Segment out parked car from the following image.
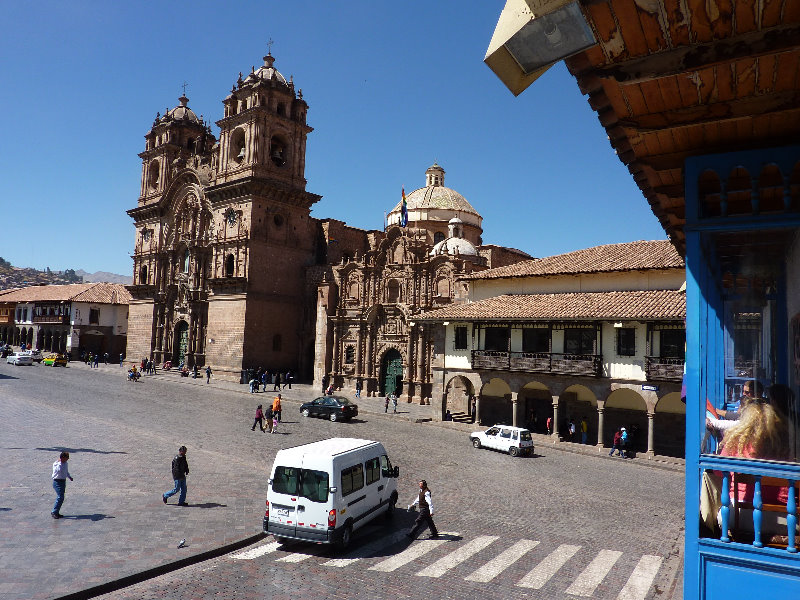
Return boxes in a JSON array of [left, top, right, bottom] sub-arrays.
[[299, 396, 359, 422], [470, 425, 534, 457], [21, 349, 43, 362], [43, 353, 68, 367], [6, 353, 34, 366]]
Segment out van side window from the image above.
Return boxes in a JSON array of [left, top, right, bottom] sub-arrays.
[[365, 457, 381, 485], [500, 429, 511, 439], [380, 455, 394, 478], [272, 466, 298, 495], [341, 464, 364, 496]]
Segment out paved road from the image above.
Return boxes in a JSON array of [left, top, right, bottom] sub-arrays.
[[0, 359, 685, 600]]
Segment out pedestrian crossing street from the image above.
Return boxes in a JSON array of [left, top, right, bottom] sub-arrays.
[[231, 532, 664, 599]]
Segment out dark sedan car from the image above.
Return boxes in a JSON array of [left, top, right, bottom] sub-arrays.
[[299, 396, 358, 422]]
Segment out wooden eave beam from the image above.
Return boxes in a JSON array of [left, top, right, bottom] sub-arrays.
[[590, 24, 800, 85], [616, 91, 800, 133]]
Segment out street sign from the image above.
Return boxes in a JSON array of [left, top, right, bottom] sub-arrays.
[[641, 384, 659, 391]]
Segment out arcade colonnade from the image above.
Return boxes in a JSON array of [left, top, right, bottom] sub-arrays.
[[443, 372, 685, 458]]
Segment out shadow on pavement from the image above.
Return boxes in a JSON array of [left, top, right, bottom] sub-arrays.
[[64, 513, 116, 521], [185, 502, 227, 509], [35, 447, 128, 455]]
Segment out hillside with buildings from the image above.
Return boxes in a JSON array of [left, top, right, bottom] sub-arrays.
[[0, 258, 131, 290]]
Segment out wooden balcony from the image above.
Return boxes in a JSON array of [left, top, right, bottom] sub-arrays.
[[645, 356, 685, 382], [33, 315, 69, 324], [472, 350, 602, 377]]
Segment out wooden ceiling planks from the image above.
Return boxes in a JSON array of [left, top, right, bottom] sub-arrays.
[[662, 0, 691, 46], [734, 0, 758, 34], [762, 0, 785, 28], [609, 0, 650, 57], [560, 1, 800, 254]]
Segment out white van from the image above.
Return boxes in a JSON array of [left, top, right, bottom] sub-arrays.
[[263, 438, 400, 549]]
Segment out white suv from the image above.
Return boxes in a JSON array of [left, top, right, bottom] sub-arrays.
[[470, 425, 534, 457]]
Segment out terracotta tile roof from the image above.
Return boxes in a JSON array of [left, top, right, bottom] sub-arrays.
[[461, 240, 683, 280], [417, 290, 685, 322], [0, 283, 132, 304]]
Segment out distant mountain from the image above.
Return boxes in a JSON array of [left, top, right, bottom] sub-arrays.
[[0, 258, 132, 290], [75, 270, 132, 285]]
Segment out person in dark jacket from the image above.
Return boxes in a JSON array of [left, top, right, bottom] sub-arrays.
[[162, 446, 190, 505]]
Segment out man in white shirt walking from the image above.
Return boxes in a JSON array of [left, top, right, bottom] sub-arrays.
[[51, 451, 74, 519], [407, 479, 439, 540]]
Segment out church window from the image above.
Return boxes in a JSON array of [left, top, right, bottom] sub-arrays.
[[272, 334, 282, 352], [148, 160, 160, 190], [182, 249, 190, 273], [269, 135, 288, 167], [436, 278, 450, 297], [139, 265, 148, 284], [277, 103, 286, 116], [345, 345, 355, 364], [348, 280, 359, 299], [230, 129, 246, 164], [387, 279, 401, 303], [434, 231, 445, 244], [273, 214, 284, 227], [225, 254, 235, 278]]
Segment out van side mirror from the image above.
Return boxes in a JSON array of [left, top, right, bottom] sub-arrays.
[[393, 466, 399, 478]]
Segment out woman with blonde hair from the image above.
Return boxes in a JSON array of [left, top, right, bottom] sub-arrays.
[[701, 401, 792, 539]]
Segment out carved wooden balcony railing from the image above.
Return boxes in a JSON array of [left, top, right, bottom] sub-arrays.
[[33, 315, 70, 324], [644, 356, 685, 382], [471, 350, 602, 377]]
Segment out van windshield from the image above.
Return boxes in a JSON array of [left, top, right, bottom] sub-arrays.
[[272, 466, 329, 503]]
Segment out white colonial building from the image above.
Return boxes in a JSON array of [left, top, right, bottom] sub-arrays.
[[418, 240, 687, 458]]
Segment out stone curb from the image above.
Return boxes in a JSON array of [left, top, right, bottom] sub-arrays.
[[52, 532, 267, 600]]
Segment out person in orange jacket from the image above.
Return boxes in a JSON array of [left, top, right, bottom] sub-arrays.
[[272, 394, 282, 423]]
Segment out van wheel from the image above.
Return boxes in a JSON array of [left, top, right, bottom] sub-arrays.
[[385, 495, 397, 520], [330, 413, 339, 422], [301, 409, 310, 417], [337, 523, 352, 550], [472, 438, 481, 449], [509, 446, 519, 457]]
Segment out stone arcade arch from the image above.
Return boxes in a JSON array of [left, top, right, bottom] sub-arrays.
[[444, 375, 476, 420], [518, 380, 553, 434], [654, 392, 686, 458], [479, 378, 513, 425], [604, 388, 648, 456], [559, 384, 599, 443]]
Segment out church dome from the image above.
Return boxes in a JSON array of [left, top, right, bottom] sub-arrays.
[[430, 237, 478, 257], [388, 163, 481, 218], [251, 54, 288, 86], [164, 95, 201, 124]]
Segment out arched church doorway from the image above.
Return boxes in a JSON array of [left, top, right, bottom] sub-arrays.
[[173, 321, 189, 367], [380, 349, 403, 396]]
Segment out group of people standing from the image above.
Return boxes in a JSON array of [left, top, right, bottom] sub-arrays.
[[249, 369, 292, 393], [251, 394, 282, 433]]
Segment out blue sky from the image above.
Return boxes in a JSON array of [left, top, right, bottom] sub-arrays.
[[0, 1, 666, 276]]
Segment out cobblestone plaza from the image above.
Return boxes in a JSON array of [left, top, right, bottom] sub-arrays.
[[0, 360, 684, 599]]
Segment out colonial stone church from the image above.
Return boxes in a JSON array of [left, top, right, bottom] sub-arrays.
[[126, 52, 528, 387]]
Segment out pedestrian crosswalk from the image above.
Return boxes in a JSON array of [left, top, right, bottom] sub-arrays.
[[231, 533, 664, 599]]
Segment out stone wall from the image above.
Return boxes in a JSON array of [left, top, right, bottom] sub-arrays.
[[205, 294, 247, 380]]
